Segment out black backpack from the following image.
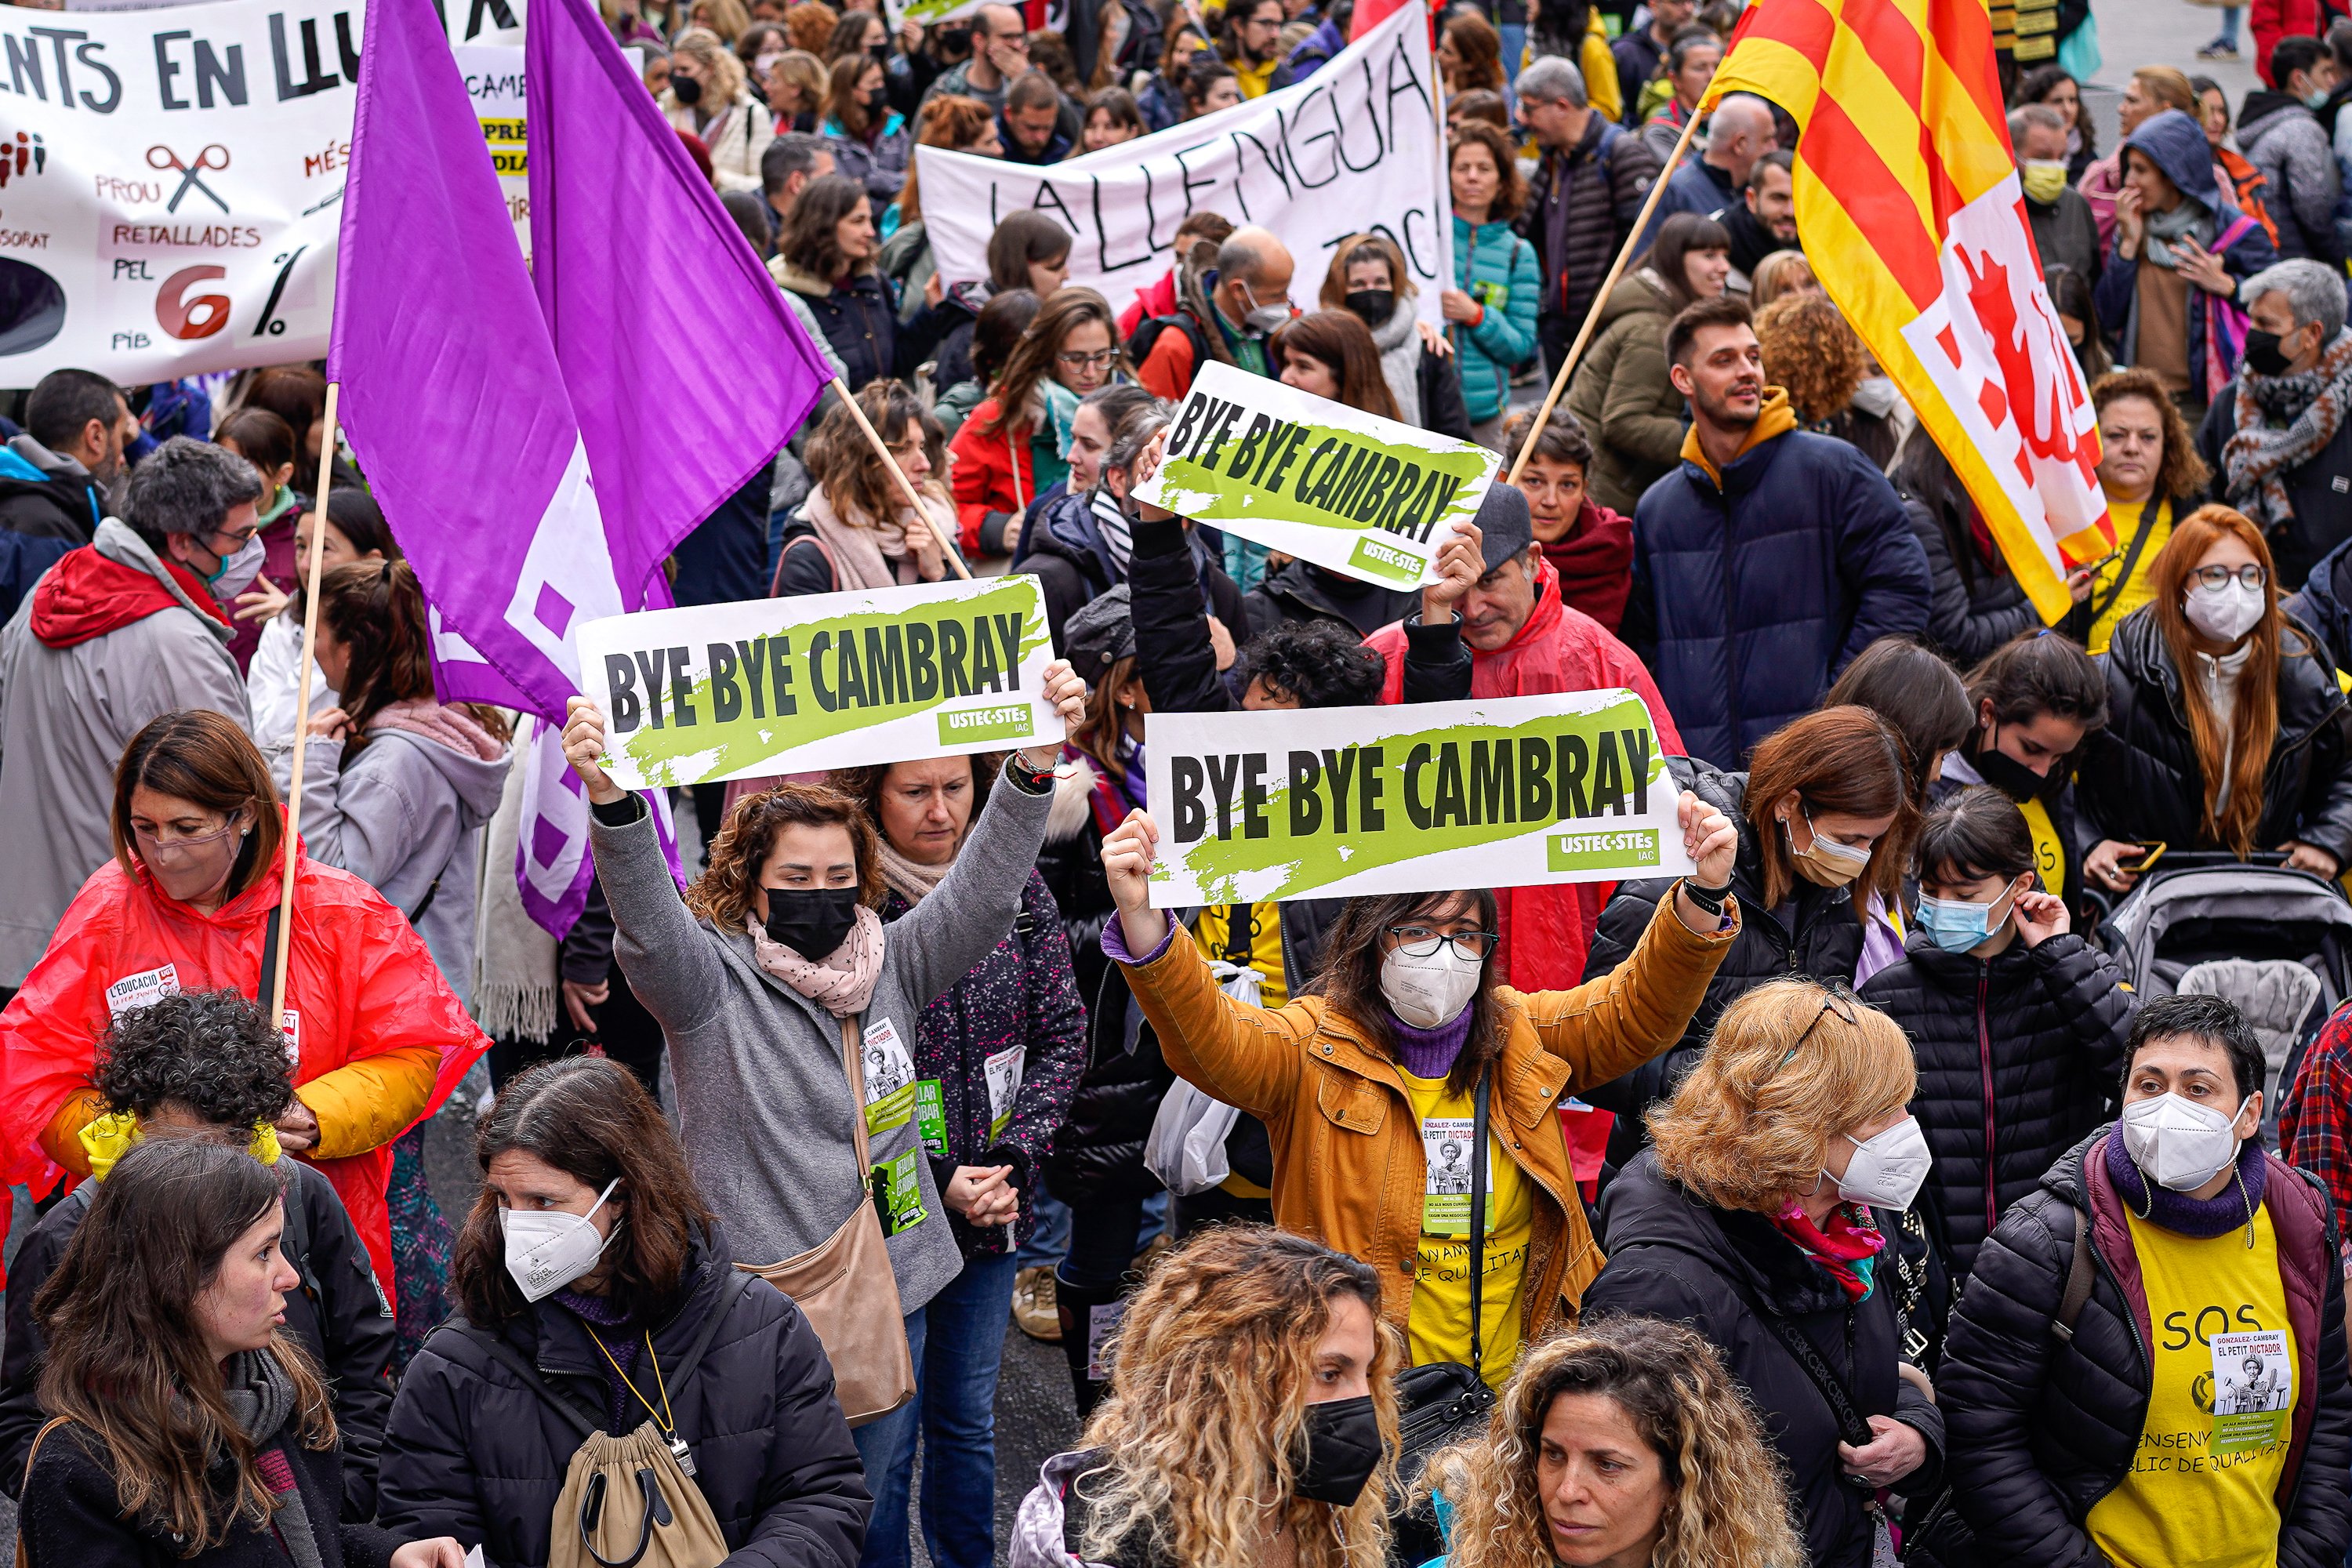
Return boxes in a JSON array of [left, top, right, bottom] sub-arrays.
[[1125, 313, 1209, 380]]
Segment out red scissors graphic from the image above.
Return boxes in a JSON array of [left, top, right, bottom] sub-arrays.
[[146, 143, 230, 214]]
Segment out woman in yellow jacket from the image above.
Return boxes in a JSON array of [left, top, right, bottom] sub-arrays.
[[1094, 793, 1738, 1387]]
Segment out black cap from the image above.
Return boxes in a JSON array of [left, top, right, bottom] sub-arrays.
[[1063, 583, 1136, 684], [1474, 481, 1534, 574]]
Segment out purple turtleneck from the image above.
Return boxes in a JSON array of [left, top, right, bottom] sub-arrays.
[[1392, 1007, 1475, 1081], [557, 1287, 642, 1433], [2103, 1127, 2270, 1240]]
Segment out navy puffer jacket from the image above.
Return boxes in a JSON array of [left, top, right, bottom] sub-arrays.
[[375, 1229, 869, 1568], [1621, 404, 1933, 767], [1857, 931, 2133, 1279]]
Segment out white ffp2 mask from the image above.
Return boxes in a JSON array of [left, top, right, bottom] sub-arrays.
[[1827, 1117, 1933, 1210], [502, 1178, 622, 1301], [2121, 1093, 2249, 1192], [1380, 943, 1483, 1030]]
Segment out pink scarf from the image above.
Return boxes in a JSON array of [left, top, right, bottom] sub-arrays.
[[745, 904, 885, 1018], [1769, 1200, 1887, 1303], [368, 698, 506, 760]]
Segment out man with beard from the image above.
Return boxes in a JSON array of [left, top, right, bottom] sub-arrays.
[[1621, 293, 1931, 766], [0, 370, 137, 545], [1715, 150, 1798, 296]]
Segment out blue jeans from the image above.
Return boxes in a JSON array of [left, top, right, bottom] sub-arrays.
[[1017, 1188, 1072, 1269], [850, 1251, 1020, 1568], [1499, 21, 1525, 88], [2219, 5, 2241, 44]]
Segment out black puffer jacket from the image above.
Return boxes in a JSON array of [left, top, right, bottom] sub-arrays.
[[2076, 607, 2352, 869], [375, 1229, 868, 1568], [1925, 760, 2096, 930], [1, 1160, 396, 1519], [1586, 1152, 1947, 1568], [1581, 763, 1865, 1171], [1924, 1131, 2352, 1568], [1904, 491, 2039, 668], [1240, 558, 1417, 641], [1857, 931, 2132, 1279]]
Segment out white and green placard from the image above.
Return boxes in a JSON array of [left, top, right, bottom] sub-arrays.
[[1140, 691, 1693, 907], [880, 0, 989, 27], [575, 575, 1062, 789], [1130, 361, 1498, 591]]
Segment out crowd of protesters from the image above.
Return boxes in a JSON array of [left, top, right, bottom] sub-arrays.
[[9, 4, 2352, 1568]]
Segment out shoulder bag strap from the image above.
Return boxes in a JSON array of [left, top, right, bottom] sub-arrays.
[[1704, 1219, 1877, 1447], [2052, 1205, 2096, 1342], [252, 902, 285, 1011], [2085, 500, 2162, 627], [840, 1014, 873, 1171], [1469, 1070, 1490, 1376], [446, 1323, 604, 1443], [15, 1417, 68, 1568]]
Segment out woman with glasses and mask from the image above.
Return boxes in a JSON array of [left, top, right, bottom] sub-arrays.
[[0, 710, 489, 1321], [2078, 504, 2352, 898], [1584, 978, 1944, 1568], [1581, 705, 1914, 1171], [949, 286, 1128, 561], [1090, 785, 1739, 1389]]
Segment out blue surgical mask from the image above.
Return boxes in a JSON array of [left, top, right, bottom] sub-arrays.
[[1915, 884, 2018, 953]]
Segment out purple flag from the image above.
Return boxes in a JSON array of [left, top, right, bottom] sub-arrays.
[[527, 0, 833, 604], [326, 0, 673, 938]]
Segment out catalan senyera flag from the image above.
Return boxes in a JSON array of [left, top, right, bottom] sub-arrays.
[[1701, 0, 2107, 622]]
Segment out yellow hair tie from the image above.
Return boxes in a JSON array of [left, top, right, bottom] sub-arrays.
[[78, 1112, 285, 1179]]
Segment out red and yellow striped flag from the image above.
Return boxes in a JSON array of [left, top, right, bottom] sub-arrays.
[[1701, 0, 2107, 622]]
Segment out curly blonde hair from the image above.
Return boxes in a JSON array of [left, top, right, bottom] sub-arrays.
[[1755, 292, 1866, 424], [1647, 978, 1916, 1212], [1077, 1227, 1401, 1568], [1424, 1318, 1802, 1568]]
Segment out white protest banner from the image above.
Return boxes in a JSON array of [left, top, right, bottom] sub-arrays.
[[879, 0, 989, 29], [1133, 358, 1494, 590], [575, 575, 1065, 790], [914, 2, 1450, 328], [1142, 691, 1693, 907], [0, 0, 527, 383], [452, 38, 528, 252]]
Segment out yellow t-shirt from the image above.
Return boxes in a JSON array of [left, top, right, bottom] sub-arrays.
[[1194, 902, 1287, 1007], [1400, 1069, 1534, 1389], [2086, 1203, 2298, 1568], [2087, 499, 2172, 655], [2021, 794, 2066, 901]]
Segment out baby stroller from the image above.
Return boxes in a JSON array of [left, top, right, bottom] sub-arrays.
[[2096, 851, 2352, 1148]]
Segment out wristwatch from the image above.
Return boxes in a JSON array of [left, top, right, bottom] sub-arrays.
[[1680, 878, 1734, 919]]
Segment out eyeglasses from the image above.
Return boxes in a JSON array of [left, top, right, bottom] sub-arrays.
[[132, 818, 241, 862], [1057, 348, 1118, 371], [1387, 925, 1499, 960], [2190, 563, 2267, 592]]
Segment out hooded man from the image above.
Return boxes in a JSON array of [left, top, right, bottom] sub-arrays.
[[0, 437, 260, 991], [2092, 108, 2279, 417]]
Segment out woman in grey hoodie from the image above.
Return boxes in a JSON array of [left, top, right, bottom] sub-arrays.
[[270, 557, 513, 1367], [560, 661, 1087, 1476]]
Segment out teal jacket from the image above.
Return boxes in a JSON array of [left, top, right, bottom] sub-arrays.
[[1450, 215, 1541, 425]]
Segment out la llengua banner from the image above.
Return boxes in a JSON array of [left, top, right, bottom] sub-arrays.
[[914, 1, 1450, 329], [1133, 359, 1495, 590], [575, 577, 1067, 791], [0, 0, 525, 383], [1142, 691, 1695, 908]]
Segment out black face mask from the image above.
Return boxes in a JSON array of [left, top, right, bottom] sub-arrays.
[[670, 71, 704, 104], [1969, 725, 2056, 802], [1291, 1394, 1383, 1506], [2243, 327, 2296, 378], [1343, 289, 1396, 329], [869, 42, 890, 64], [763, 885, 862, 960]]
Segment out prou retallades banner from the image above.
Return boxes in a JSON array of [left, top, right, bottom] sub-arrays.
[[575, 576, 1065, 789], [1141, 691, 1694, 907], [1131, 360, 1497, 590]]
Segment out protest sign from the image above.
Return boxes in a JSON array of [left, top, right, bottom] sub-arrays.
[[575, 576, 1065, 790], [1132, 359, 1495, 590], [914, 2, 1449, 328], [0, 0, 527, 383], [452, 41, 528, 252], [1141, 691, 1693, 907], [879, 0, 989, 28]]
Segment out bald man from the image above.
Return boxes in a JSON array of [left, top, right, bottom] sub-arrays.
[[1644, 93, 1779, 246], [1135, 223, 1299, 398]]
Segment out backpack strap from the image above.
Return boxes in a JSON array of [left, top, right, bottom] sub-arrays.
[[2051, 1206, 2096, 1343], [771, 530, 839, 597], [444, 1321, 604, 1442]]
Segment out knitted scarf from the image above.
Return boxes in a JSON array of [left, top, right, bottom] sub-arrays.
[[222, 1350, 322, 1568], [473, 716, 560, 1041], [746, 904, 885, 1017], [1767, 1200, 1887, 1302], [877, 839, 953, 906], [2224, 328, 2352, 532], [2104, 1124, 2270, 1240]]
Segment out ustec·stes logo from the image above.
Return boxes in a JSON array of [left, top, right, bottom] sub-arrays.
[[0, 131, 47, 189]]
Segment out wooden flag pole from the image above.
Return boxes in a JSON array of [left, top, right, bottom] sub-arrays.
[[269, 380, 342, 1029], [1505, 104, 1707, 487], [831, 376, 975, 581]]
